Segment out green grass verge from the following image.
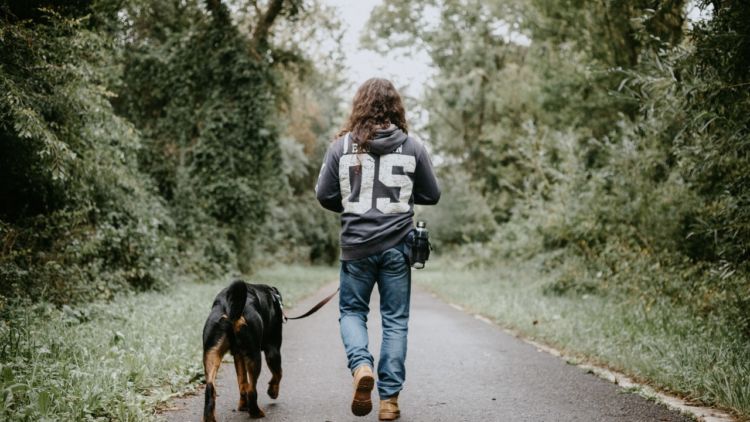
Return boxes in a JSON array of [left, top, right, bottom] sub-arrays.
[[0, 265, 337, 422], [413, 256, 750, 419]]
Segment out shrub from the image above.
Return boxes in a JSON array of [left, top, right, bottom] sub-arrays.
[[0, 7, 177, 303]]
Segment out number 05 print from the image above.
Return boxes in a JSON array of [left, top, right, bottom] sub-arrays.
[[339, 154, 416, 215]]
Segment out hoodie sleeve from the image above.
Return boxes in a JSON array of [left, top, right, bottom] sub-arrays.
[[413, 142, 441, 205], [315, 140, 344, 213]]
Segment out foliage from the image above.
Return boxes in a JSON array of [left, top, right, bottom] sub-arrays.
[[115, 0, 344, 271], [252, 5, 345, 266], [365, 0, 750, 338], [255, 137, 340, 266], [0, 3, 177, 302], [417, 167, 496, 246], [115, 0, 284, 274], [675, 1, 750, 264], [0, 0, 343, 302]]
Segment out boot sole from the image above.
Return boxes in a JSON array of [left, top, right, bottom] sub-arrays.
[[351, 374, 375, 416], [379, 411, 401, 421]]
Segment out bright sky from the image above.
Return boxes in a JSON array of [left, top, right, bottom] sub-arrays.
[[321, 0, 435, 102]]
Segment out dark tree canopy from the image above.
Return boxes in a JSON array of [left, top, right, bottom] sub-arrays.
[[0, 0, 341, 301]]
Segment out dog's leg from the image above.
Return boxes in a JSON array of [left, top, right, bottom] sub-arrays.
[[202, 336, 228, 422], [244, 352, 265, 418], [234, 354, 251, 411], [264, 346, 282, 399]]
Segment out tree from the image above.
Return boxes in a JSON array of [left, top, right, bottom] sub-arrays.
[[115, 0, 312, 272]]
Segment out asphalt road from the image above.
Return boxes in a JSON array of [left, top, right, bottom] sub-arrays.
[[163, 283, 691, 422]]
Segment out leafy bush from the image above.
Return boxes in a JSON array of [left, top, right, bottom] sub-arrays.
[[252, 61, 346, 267], [115, 2, 284, 274], [417, 167, 496, 247], [254, 137, 339, 266], [0, 6, 177, 303], [674, 1, 750, 265]]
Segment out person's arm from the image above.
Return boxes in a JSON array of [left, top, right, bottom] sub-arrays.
[[315, 142, 344, 213], [413, 143, 441, 205]]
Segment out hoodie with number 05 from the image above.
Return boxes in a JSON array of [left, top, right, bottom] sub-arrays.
[[315, 125, 441, 261]]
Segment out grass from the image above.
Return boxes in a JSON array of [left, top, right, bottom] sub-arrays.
[[413, 255, 750, 420], [0, 265, 337, 422]]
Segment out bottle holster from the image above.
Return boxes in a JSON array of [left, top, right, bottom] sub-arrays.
[[405, 229, 431, 267]]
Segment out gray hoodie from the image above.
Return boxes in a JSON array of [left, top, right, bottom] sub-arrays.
[[315, 125, 441, 260]]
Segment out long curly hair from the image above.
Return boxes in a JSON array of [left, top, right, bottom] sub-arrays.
[[337, 78, 408, 150]]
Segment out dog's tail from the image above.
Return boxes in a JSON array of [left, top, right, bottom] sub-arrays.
[[226, 280, 247, 321]]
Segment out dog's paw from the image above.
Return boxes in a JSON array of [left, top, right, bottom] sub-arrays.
[[267, 383, 279, 399], [249, 408, 266, 419], [238, 394, 249, 411]]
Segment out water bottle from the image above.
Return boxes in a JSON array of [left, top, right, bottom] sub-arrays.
[[412, 221, 430, 269]]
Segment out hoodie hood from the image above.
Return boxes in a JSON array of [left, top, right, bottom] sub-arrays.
[[368, 124, 408, 155]]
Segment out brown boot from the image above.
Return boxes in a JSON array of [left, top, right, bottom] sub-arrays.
[[379, 395, 400, 421], [351, 365, 375, 416]]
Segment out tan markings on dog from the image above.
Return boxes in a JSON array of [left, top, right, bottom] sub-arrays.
[[233, 316, 247, 333], [221, 313, 228, 320], [267, 367, 282, 400], [269, 368, 282, 384], [203, 335, 229, 386], [234, 356, 250, 410], [268, 365, 282, 393], [244, 357, 258, 392], [244, 356, 265, 418], [202, 335, 229, 422], [265, 353, 282, 396]]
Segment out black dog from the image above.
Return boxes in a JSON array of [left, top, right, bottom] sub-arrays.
[[202, 280, 284, 421]]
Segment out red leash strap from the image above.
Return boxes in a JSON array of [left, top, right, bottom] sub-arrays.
[[282, 288, 340, 322]]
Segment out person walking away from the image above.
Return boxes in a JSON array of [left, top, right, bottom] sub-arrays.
[[315, 78, 441, 420]]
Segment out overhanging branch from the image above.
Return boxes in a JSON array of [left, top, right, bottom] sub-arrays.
[[251, 0, 285, 50]]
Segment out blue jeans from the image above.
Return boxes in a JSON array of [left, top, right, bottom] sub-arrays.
[[339, 243, 411, 399]]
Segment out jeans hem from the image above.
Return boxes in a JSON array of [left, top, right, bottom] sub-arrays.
[[377, 389, 402, 400], [351, 362, 374, 374]]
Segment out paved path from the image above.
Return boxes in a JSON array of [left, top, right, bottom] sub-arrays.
[[164, 284, 690, 422]]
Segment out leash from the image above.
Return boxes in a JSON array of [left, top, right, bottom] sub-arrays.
[[281, 287, 339, 322]]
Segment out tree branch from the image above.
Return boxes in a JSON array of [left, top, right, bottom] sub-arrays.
[[251, 0, 285, 50], [250, 0, 261, 15]]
